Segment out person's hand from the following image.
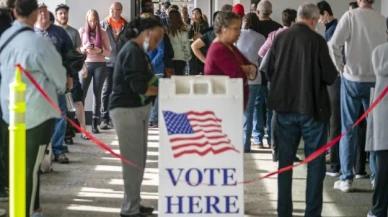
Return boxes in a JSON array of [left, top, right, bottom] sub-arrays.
[[246, 65, 257, 81], [193, 33, 201, 40], [190, 18, 195, 25], [82, 65, 88, 78], [67, 77, 73, 90], [165, 68, 174, 78]]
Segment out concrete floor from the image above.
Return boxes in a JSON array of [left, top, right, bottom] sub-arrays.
[[0, 128, 374, 217]]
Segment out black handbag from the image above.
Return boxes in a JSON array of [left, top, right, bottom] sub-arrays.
[[62, 49, 87, 73]]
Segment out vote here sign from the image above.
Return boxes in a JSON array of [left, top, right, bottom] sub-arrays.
[[158, 76, 244, 217]]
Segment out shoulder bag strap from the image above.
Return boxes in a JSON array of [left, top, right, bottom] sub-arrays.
[[0, 27, 32, 53]]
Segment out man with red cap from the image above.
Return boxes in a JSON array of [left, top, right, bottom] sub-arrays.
[[233, 3, 245, 17]]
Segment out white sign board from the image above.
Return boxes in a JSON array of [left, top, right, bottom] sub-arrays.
[[158, 76, 244, 217]]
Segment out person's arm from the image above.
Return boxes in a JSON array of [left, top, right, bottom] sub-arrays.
[[98, 30, 111, 57], [258, 33, 274, 58], [191, 37, 206, 63], [328, 12, 350, 74], [151, 40, 164, 67], [78, 28, 89, 54], [238, 48, 257, 80], [121, 51, 158, 96], [319, 38, 339, 85], [38, 40, 67, 94]]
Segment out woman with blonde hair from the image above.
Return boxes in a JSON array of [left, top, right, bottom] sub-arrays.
[[79, 9, 111, 134], [168, 9, 191, 75]]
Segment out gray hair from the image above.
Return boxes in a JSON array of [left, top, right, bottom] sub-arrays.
[[221, 4, 232, 12], [257, 0, 272, 16], [213, 11, 240, 34], [362, 0, 375, 3], [297, 3, 320, 19]]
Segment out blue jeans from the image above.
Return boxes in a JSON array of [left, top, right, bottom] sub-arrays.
[[149, 74, 164, 124], [277, 113, 327, 217], [339, 78, 375, 181], [370, 151, 376, 181], [52, 94, 68, 156], [243, 84, 260, 152], [253, 85, 272, 144]]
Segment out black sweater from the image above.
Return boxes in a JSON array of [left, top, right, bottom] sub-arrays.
[[266, 23, 338, 123], [109, 41, 156, 109]]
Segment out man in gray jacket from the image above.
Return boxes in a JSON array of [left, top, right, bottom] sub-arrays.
[[100, 2, 128, 129]]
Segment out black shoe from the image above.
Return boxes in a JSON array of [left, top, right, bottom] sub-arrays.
[[92, 118, 100, 134], [64, 137, 74, 145], [140, 205, 154, 215]]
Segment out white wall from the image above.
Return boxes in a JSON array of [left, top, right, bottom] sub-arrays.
[[382, 0, 388, 16]]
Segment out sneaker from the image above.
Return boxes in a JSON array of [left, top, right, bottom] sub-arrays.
[[54, 153, 69, 164], [355, 173, 369, 179], [32, 212, 43, 217], [367, 211, 377, 217], [140, 205, 154, 215], [334, 180, 353, 193], [326, 168, 340, 177], [81, 134, 89, 140], [0, 209, 5, 217], [0, 188, 8, 202], [100, 120, 109, 130]]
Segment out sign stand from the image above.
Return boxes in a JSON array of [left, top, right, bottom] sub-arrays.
[[158, 76, 244, 216]]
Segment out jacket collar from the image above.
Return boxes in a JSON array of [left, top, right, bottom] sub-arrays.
[[325, 19, 338, 30]]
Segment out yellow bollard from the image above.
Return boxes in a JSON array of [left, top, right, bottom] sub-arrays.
[[9, 65, 27, 217]]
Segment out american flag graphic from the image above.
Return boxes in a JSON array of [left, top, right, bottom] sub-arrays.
[[163, 110, 239, 158]]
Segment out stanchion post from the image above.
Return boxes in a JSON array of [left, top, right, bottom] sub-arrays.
[[9, 65, 27, 217]]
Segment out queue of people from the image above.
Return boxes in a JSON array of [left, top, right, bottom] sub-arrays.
[[0, 0, 388, 216]]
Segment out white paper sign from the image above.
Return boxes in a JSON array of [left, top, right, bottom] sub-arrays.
[[158, 76, 244, 217]]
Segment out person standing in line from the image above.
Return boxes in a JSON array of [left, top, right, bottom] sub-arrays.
[[236, 12, 266, 153], [181, 5, 190, 25], [366, 18, 388, 217], [329, 0, 386, 193], [258, 8, 297, 161], [266, 3, 337, 216], [0, 0, 67, 215], [317, 0, 341, 177], [190, 11, 219, 64], [141, 0, 154, 14], [55, 3, 89, 140], [79, 9, 111, 134], [168, 10, 191, 75], [109, 17, 162, 217], [100, 2, 128, 130], [255, 0, 282, 38], [35, 2, 73, 164]]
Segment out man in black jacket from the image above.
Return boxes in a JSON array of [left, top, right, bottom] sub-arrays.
[[100, 2, 128, 129], [266, 3, 337, 217]]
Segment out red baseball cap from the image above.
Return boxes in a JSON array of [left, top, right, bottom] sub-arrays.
[[232, 4, 245, 17]]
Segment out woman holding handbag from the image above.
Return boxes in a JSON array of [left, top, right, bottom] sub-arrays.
[[168, 10, 192, 75]]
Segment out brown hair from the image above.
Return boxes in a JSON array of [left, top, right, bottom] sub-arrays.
[[168, 9, 187, 37]]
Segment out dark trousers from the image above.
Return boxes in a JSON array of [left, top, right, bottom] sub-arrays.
[[101, 66, 114, 122], [0, 119, 55, 216], [82, 62, 107, 118], [277, 113, 327, 217], [356, 107, 367, 175], [371, 150, 388, 217], [327, 77, 341, 171], [173, 60, 187, 76]]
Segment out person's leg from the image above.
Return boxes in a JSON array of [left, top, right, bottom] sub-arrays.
[[264, 86, 272, 145], [81, 63, 94, 106], [100, 66, 114, 129], [25, 119, 56, 216], [91, 63, 107, 133], [243, 85, 260, 152], [270, 111, 278, 162], [327, 77, 341, 176], [71, 79, 88, 139], [276, 113, 302, 217], [356, 109, 367, 177], [370, 150, 388, 217], [110, 104, 151, 216], [149, 74, 164, 127], [52, 93, 69, 164], [252, 86, 265, 147], [0, 119, 8, 201], [338, 78, 362, 186], [301, 116, 327, 217], [173, 60, 186, 76]]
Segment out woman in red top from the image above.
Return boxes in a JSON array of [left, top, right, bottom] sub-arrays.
[[204, 12, 257, 107]]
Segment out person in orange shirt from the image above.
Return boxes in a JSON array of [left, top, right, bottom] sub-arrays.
[[100, 2, 128, 129]]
